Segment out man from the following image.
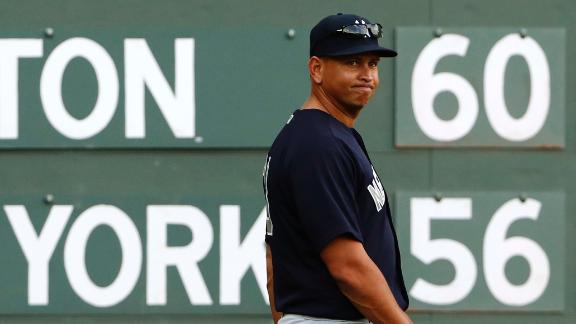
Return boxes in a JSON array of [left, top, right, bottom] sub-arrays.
[[263, 13, 411, 324]]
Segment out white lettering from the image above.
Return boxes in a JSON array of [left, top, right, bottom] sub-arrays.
[[484, 198, 549, 305], [147, 205, 213, 305], [219, 206, 268, 305], [263, 156, 273, 236], [5, 205, 72, 305], [0, 39, 43, 139], [5, 203, 270, 308], [124, 38, 195, 139], [484, 34, 550, 141], [411, 34, 478, 141], [410, 198, 477, 304], [63, 205, 142, 307], [367, 166, 386, 212], [40, 38, 119, 139]]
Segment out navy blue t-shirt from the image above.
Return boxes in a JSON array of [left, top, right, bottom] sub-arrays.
[[263, 109, 408, 320]]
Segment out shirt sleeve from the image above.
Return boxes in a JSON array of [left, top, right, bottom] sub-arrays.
[[289, 135, 363, 254]]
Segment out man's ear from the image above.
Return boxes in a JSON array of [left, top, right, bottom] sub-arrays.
[[308, 56, 323, 84]]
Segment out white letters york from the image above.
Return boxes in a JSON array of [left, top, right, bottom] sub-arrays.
[[4, 204, 267, 308], [367, 166, 386, 212], [0, 38, 195, 140]]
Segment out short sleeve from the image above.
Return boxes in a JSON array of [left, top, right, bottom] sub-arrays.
[[289, 135, 363, 254]]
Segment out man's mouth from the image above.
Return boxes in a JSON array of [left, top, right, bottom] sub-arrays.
[[352, 85, 374, 92]]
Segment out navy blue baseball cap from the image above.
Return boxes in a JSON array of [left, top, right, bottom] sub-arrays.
[[310, 13, 397, 57]]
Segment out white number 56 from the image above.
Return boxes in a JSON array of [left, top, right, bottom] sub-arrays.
[[410, 197, 550, 306]]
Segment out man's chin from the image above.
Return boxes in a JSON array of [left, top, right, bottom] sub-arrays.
[[352, 97, 372, 109], [343, 103, 364, 117]]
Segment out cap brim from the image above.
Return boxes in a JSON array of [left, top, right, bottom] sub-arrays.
[[314, 43, 398, 57], [317, 43, 397, 57]]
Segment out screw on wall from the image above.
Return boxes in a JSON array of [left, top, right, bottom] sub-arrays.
[[519, 193, 527, 202], [434, 193, 443, 202], [286, 29, 296, 40], [44, 194, 54, 204], [434, 28, 443, 38], [44, 27, 54, 38], [519, 28, 528, 38]]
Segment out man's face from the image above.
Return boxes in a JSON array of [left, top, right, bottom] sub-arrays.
[[318, 53, 380, 114]]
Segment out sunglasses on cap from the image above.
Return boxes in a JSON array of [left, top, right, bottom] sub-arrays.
[[335, 23, 383, 39]]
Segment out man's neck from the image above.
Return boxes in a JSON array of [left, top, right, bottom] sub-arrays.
[[301, 89, 358, 128]]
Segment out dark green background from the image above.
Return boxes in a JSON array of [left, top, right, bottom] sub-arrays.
[[0, 0, 574, 323]]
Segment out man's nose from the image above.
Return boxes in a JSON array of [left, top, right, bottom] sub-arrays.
[[358, 64, 373, 82]]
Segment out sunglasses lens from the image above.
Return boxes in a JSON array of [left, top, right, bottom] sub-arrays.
[[368, 24, 382, 38], [339, 24, 382, 38], [343, 25, 369, 35]]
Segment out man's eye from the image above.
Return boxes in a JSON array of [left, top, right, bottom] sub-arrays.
[[347, 60, 359, 66], [369, 61, 380, 67]]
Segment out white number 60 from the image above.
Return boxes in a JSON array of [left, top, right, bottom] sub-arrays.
[[412, 33, 550, 142]]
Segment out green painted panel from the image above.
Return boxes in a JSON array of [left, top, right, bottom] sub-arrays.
[[429, 151, 576, 190], [0, 28, 308, 148], [0, 151, 271, 315], [395, 192, 565, 311], [395, 28, 565, 148], [0, 194, 269, 314]]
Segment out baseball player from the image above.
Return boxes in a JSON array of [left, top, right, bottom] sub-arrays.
[[263, 13, 411, 324]]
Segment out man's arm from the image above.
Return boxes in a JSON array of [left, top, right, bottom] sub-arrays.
[[320, 237, 412, 324], [266, 244, 283, 324]]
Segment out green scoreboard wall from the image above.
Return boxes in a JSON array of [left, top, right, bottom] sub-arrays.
[[0, 0, 574, 323]]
